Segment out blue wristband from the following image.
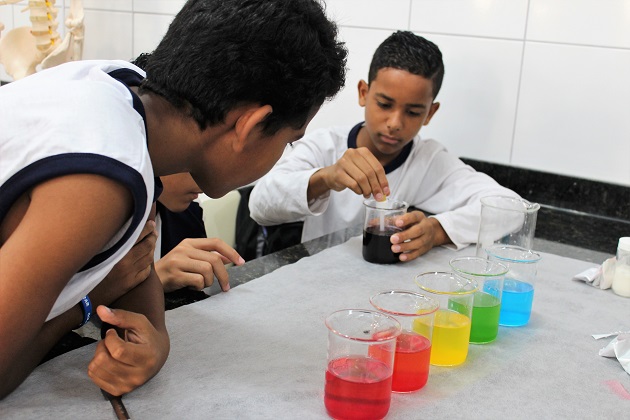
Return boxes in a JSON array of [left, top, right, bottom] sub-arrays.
[[77, 295, 92, 328]]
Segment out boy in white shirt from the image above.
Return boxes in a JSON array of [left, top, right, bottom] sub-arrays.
[[249, 31, 518, 262]]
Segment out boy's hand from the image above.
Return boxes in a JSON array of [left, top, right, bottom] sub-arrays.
[[389, 210, 451, 262], [91, 221, 158, 306], [155, 238, 245, 293], [88, 306, 170, 397], [309, 147, 390, 202]]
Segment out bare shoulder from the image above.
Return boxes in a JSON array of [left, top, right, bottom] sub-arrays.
[[1, 174, 134, 291]]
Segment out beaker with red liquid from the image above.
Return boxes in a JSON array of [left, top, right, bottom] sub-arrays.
[[324, 309, 401, 420]]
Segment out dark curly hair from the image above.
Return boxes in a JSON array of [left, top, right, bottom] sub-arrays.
[[135, 0, 347, 135], [368, 31, 444, 99]]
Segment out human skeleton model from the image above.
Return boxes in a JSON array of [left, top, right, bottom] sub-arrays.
[[0, 0, 84, 80]]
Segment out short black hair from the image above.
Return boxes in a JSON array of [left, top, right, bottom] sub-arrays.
[[368, 31, 444, 99], [136, 0, 347, 135]]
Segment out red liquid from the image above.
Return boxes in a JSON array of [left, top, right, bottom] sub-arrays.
[[391, 333, 431, 392], [324, 356, 393, 420]]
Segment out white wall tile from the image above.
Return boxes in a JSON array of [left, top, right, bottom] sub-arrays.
[[82, 10, 133, 60], [527, 0, 630, 49], [513, 42, 630, 186], [133, 13, 174, 58], [325, 0, 410, 30], [12, 4, 31, 27], [420, 34, 523, 164], [410, 0, 528, 39], [82, 0, 132, 12], [0, 5, 13, 32], [134, 0, 186, 15], [308, 27, 393, 133], [3, 0, 626, 186]]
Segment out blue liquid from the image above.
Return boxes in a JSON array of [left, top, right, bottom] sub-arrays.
[[498, 279, 533, 326]]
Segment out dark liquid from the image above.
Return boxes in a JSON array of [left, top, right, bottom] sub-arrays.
[[362, 227, 401, 264]]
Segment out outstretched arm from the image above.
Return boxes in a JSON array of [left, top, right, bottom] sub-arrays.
[[0, 174, 133, 399]]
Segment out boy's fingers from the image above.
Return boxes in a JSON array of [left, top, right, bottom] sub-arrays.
[[342, 148, 387, 198], [357, 149, 388, 197], [185, 256, 231, 292], [210, 252, 241, 265], [185, 238, 244, 265], [103, 329, 150, 366], [135, 220, 157, 244], [96, 306, 149, 334], [344, 162, 373, 197], [210, 261, 230, 291], [199, 258, 230, 291]]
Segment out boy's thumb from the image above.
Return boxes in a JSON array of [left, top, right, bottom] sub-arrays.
[[96, 305, 141, 330], [96, 305, 116, 319], [96, 305, 134, 330]]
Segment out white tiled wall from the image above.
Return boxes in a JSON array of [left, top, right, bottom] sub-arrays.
[[1, 0, 628, 186]]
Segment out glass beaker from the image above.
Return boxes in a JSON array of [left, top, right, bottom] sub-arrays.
[[362, 198, 408, 264], [369, 290, 439, 393], [414, 272, 477, 366], [324, 309, 401, 420], [449, 257, 508, 344], [476, 195, 540, 257], [486, 245, 541, 327]]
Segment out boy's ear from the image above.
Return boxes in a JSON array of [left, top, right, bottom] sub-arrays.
[[357, 80, 369, 107], [423, 102, 440, 126], [233, 104, 273, 152]]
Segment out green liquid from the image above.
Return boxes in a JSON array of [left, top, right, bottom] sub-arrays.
[[449, 292, 501, 344], [470, 292, 501, 343]]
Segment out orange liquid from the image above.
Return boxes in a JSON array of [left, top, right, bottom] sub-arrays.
[[391, 333, 431, 392]]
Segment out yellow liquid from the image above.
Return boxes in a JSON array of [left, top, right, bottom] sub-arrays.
[[415, 310, 471, 366]]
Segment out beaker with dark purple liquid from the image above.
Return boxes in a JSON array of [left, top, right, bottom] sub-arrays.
[[362, 198, 408, 264]]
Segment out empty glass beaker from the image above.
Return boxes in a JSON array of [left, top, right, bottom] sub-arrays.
[[476, 195, 540, 258]]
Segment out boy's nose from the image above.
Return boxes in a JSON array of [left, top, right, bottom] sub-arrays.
[[387, 112, 403, 132]]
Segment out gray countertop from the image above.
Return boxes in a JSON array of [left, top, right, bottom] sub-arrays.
[[4, 235, 628, 419], [187, 225, 614, 304]]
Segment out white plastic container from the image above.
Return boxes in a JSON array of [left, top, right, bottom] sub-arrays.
[[611, 237, 630, 298]]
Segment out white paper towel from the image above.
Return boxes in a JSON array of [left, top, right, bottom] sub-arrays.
[[593, 331, 630, 375], [573, 257, 616, 289]]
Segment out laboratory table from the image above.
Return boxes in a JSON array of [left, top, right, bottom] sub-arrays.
[[1, 228, 628, 419]]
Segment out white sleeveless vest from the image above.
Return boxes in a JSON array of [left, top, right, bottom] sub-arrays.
[[0, 60, 155, 320]]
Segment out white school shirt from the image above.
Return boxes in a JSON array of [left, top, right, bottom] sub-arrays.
[[249, 123, 520, 249], [0, 60, 154, 320]]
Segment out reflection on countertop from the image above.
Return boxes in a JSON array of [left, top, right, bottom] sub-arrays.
[[168, 157, 630, 308], [166, 221, 614, 310]]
